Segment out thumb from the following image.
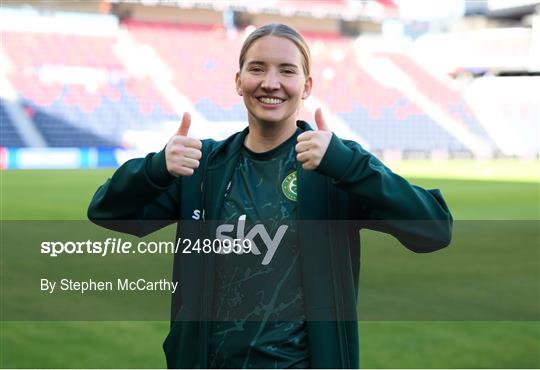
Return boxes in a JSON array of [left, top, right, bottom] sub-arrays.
[[177, 112, 191, 136], [315, 108, 329, 131]]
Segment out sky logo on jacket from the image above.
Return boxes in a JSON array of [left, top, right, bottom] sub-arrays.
[[216, 215, 287, 265]]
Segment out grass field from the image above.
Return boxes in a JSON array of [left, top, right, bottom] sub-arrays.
[[1, 161, 539, 368]]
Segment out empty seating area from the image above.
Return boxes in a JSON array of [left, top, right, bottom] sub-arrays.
[[2, 20, 528, 156], [26, 103, 118, 147], [341, 103, 467, 151], [122, 23, 470, 152], [124, 21, 247, 121], [2, 31, 176, 147], [0, 100, 25, 147], [378, 52, 496, 148], [308, 35, 467, 151]]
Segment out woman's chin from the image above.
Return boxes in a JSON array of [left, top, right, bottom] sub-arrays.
[[250, 112, 296, 127]]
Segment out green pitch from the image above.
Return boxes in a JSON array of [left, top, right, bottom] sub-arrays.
[[1, 161, 539, 368]]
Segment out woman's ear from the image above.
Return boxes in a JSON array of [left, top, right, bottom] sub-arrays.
[[302, 76, 313, 99], [235, 72, 243, 96]]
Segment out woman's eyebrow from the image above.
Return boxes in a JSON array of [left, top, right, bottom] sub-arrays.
[[279, 63, 299, 69]]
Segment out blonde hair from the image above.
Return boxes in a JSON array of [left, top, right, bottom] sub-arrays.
[[238, 23, 311, 77]]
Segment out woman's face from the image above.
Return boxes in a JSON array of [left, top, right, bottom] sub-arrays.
[[236, 35, 312, 127]]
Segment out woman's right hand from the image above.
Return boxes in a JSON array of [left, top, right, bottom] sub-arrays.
[[165, 112, 203, 177]]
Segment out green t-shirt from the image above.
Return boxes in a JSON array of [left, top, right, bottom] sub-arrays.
[[209, 129, 310, 368]]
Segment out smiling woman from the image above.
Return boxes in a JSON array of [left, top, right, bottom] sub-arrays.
[[88, 23, 453, 369], [236, 28, 313, 154]]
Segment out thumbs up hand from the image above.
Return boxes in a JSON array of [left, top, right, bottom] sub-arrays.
[[295, 108, 333, 171], [165, 112, 203, 177]]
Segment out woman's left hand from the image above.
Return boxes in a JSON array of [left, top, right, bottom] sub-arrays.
[[295, 108, 332, 170]]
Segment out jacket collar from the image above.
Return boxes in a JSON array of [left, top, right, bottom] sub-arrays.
[[207, 120, 313, 169]]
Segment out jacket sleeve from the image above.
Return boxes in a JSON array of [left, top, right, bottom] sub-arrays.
[[317, 134, 453, 252], [87, 148, 180, 237]]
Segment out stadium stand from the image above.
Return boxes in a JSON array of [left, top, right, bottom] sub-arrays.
[[308, 35, 468, 151], [376, 52, 496, 148], [124, 21, 470, 152], [0, 99, 26, 147], [2, 30, 177, 147], [24, 103, 119, 147], [1, 2, 538, 160], [124, 21, 246, 122]]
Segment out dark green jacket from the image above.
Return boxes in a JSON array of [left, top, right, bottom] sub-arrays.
[[88, 121, 452, 368]]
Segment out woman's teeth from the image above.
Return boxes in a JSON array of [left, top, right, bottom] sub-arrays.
[[258, 97, 284, 105]]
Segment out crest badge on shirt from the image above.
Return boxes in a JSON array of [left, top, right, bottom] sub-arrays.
[[281, 171, 297, 202]]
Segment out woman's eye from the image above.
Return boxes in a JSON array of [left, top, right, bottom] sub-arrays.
[[282, 69, 297, 75]]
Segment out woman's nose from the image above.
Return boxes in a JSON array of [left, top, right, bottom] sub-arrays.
[[261, 71, 279, 90]]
